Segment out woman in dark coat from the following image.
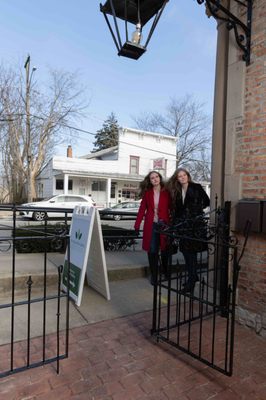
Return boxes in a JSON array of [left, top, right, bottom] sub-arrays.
[[134, 171, 171, 284], [167, 168, 210, 292]]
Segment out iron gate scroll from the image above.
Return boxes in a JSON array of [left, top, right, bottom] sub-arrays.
[[152, 202, 249, 376], [0, 205, 70, 378]]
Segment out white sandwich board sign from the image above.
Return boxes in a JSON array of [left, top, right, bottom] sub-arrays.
[[62, 206, 110, 306]]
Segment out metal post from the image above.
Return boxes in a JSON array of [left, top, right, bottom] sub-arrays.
[[219, 201, 231, 316], [24, 55, 36, 203], [24, 56, 31, 202]]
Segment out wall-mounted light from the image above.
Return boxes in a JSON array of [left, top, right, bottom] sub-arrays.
[[100, 0, 169, 60]]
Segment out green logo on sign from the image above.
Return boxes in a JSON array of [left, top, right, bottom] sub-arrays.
[[75, 229, 82, 240]]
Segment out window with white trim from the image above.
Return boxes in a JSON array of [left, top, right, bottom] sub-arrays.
[[129, 156, 139, 174]]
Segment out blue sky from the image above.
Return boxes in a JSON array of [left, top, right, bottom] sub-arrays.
[[0, 0, 217, 156]]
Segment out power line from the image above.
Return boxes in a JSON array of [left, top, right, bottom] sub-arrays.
[[61, 123, 96, 136], [62, 123, 177, 158], [0, 112, 211, 164]]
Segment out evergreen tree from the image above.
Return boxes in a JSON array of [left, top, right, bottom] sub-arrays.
[[93, 112, 119, 152]]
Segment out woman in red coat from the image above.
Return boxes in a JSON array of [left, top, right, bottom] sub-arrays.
[[134, 171, 171, 284]]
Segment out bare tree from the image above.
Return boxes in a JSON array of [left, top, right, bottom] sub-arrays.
[[0, 60, 86, 203], [185, 149, 211, 182], [132, 95, 211, 179]]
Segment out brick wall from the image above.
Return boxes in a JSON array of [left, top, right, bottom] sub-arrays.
[[234, 0, 266, 335]]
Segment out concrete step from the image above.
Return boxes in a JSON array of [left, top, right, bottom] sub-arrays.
[[108, 265, 148, 281], [0, 273, 59, 295], [0, 250, 187, 295], [0, 251, 149, 295]]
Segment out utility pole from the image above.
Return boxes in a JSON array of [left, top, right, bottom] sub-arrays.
[[24, 55, 36, 202]]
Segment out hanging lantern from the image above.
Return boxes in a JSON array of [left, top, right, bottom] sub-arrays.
[[100, 0, 169, 60]]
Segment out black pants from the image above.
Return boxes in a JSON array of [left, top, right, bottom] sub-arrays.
[[148, 223, 169, 283]]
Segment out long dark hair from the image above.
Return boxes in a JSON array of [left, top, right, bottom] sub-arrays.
[[166, 168, 192, 203], [139, 170, 164, 198]]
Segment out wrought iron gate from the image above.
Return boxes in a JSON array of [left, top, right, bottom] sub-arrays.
[[0, 205, 70, 378], [152, 202, 250, 376]]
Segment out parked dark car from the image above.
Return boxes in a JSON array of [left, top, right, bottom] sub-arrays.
[[100, 201, 141, 221]]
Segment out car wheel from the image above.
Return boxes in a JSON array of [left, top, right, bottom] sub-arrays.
[[32, 211, 47, 221], [113, 214, 121, 221]]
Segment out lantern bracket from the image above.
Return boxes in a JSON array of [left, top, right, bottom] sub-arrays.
[[197, 0, 253, 65]]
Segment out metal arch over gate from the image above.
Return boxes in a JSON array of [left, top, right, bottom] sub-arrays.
[[152, 201, 250, 376]]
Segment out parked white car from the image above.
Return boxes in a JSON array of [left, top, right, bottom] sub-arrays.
[[20, 194, 96, 221]]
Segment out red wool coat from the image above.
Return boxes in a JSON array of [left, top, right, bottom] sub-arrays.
[[134, 188, 171, 252]]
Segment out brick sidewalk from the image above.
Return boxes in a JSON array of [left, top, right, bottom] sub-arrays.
[[0, 310, 266, 400]]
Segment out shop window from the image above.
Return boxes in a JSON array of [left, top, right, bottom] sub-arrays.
[[91, 181, 106, 191], [122, 189, 137, 199], [111, 182, 116, 198]]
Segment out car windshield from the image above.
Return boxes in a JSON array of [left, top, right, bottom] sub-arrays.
[[39, 196, 55, 202], [111, 202, 138, 209], [111, 204, 123, 209], [41, 196, 54, 201]]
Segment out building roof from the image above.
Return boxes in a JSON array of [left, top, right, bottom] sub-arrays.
[[121, 127, 177, 141], [79, 146, 118, 160], [53, 169, 143, 181]]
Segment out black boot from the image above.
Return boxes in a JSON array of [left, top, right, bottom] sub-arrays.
[[148, 252, 158, 285]]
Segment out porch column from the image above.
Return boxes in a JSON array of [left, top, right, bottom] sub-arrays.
[[210, 17, 229, 207], [64, 174, 69, 195], [106, 178, 111, 207]]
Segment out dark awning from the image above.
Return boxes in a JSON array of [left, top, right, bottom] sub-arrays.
[[100, 0, 168, 26]]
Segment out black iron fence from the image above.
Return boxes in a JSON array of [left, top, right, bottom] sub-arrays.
[[0, 205, 70, 378], [0, 202, 250, 378], [1, 204, 140, 253], [0, 203, 140, 378], [101, 227, 139, 251], [151, 202, 250, 376]]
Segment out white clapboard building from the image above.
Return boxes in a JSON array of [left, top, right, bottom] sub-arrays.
[[36, 127, 178, 207]]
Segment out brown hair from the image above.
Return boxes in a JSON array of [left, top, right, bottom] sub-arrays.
[[166, 168, 192, 204], [138, 170, 165, 198]]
